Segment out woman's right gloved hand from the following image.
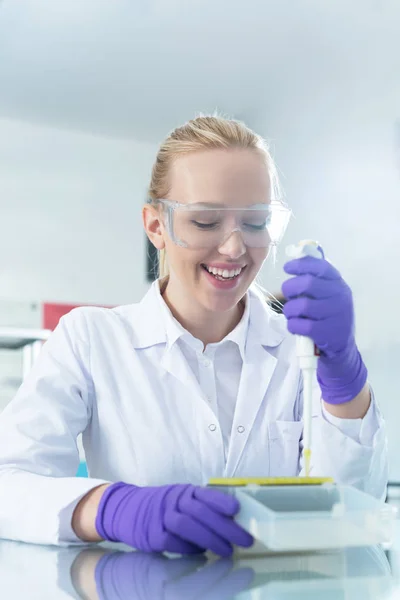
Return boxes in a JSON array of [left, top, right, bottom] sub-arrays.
[[95, 482, 253, 557]]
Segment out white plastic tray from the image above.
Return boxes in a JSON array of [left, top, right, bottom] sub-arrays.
[[227, 484, 396, 553]]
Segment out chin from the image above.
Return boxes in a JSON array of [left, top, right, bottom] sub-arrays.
[[200, 285, 249, 314]]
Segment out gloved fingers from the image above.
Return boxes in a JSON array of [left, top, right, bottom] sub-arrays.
[[193, 487, 239, 517], [285, 315, 343, 348], [282, 273, 345, 300], [161, 530, 206, 555], [178, 490, 253, 548], [164, 511, 233, 557], [284, 257, 341, 280], [151, 486, 207, 554], [283, 296, 346, 321], [286, 317, 314, 338]]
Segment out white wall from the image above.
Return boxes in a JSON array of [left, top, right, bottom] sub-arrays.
[[0, 117, 157, 409], [0, 117, 156, 306]]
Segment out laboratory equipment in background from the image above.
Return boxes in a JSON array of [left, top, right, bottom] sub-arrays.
[[0, 299, 111, 392], [0, 327, 51, 379]]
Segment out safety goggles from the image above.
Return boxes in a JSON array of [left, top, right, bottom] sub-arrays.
[[154, 199, 291, 249]]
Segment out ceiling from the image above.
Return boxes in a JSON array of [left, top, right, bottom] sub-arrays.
[[0, 0, 399, 141]]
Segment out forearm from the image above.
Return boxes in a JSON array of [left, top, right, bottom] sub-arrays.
[[323, 382, 371, 419], [72, 484, 111, 542]]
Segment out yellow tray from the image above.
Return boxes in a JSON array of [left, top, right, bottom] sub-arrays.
[[208, 477, 334, 487]]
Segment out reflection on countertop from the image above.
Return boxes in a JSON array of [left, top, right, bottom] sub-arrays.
[[0, 537, 397, 600]]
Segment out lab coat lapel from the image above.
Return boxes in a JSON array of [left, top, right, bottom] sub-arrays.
[[224, 286, 285, 476], [224, 342, 278, 476], [132, 282, 210, 405], [160, 343, 204, 400]]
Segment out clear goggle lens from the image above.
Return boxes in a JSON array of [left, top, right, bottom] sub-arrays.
[[157, 200, 291, 249]]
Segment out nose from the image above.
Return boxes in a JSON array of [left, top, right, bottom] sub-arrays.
[[217, 230, 246, 259]]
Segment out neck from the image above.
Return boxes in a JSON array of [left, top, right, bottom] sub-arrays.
[[161, 278, 244, 347]]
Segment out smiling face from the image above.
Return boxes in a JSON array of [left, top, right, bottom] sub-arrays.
[[144, 147, 272, 315]]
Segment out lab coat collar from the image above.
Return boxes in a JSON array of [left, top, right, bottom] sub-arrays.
[[131, 280, 287, 351], [156, 282, 201, 352], [246, 283, 287, 349], [158, 283, 250, 360], [130, 281, 168, 349]]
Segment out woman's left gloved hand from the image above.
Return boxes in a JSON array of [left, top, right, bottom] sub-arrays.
[[282, 256, 368, 405]]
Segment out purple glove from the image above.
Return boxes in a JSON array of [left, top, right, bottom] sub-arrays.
[[95, 482, 253, 557], [282, 255, 368, 405], [94, 550, 254, 600]]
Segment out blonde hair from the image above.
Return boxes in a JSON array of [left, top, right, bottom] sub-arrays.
[[148, 114, 282, 279]]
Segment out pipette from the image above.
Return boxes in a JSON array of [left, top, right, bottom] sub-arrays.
[[285, 240, 324, 477]]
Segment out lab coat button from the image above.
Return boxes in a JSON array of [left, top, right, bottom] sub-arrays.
[[203, 359, 211, 367], [237, 425, 245, 433], [208, 424, 217, 432]]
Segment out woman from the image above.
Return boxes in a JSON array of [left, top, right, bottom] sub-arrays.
[[0, 116, 387, 557]]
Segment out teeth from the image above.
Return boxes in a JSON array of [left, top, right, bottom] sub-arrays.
[[205, 266, 243, 279]]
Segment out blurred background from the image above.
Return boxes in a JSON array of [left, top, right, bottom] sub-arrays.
[[0, 0, 399, 481]]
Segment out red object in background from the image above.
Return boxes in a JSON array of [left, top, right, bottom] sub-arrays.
[[43, 303, 84, 331], [43, 302, 113, 331]]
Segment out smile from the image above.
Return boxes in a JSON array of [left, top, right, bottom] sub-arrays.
[[202, 264, 245, 281]]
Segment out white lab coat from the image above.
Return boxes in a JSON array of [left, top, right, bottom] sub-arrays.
[[0, 282, 388, 546]]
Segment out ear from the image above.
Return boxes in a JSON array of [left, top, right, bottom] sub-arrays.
[[142, 204, 165, 250]]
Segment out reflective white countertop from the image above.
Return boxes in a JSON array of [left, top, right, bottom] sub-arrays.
[[2, 523, 400, 600]]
